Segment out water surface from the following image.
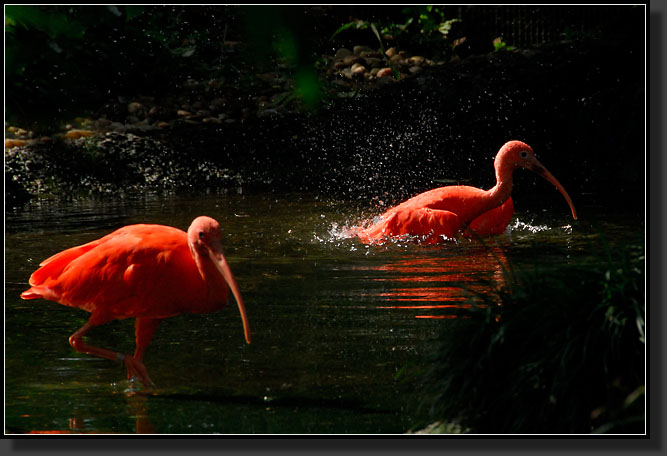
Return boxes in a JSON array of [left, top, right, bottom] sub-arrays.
[[4, 193, 643, 434]]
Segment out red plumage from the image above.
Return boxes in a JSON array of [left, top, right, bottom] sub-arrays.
[[356, 141, 576, 244], [21, 216, 250, 387]]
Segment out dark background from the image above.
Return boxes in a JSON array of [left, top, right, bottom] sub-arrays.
[[5, 5, 645, 219]]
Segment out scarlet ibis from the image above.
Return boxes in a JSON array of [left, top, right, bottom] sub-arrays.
[[357, 140, 578, 244], [20, 216, 251, 387]]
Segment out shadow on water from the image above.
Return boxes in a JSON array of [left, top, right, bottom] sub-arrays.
[[4, 192, 643, 434]]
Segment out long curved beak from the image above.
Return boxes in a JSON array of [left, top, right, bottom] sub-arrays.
[[530, 161, 578, 220], [208, 245, 252, 344]]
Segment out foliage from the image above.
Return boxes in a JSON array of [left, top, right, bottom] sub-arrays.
[[492, 37, 516, 52], [238, 6, 323, 111], [401, 5, 461, 40], [5, 6, 177, 126], [4, 5, 329, 126], [331, 5, 461, 46], [419, 241, 645, 434], [329, 6, 463, 81]]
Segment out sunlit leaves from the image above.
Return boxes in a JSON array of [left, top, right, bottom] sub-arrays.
[[5, 5, 85, 39]]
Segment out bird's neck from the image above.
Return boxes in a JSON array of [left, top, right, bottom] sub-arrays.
[[485, 170, 514, 211]]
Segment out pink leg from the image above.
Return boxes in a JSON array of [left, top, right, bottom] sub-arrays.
[[69, 320, 122, 364], [68, 316, 160, 387], [127, 318, 162, 386]]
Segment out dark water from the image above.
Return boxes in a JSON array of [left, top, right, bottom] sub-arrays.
[[4, 193, 643, 434]]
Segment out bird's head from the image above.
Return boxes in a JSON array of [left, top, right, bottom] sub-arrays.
[[495, 140, 578, 220], [187, 216, 251, 344]]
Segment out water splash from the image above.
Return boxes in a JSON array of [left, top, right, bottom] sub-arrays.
[[508, 218, 574, 236], [508, 218, 550, 233], [313, 215, 462, 250], [311, 219, 363, 252]]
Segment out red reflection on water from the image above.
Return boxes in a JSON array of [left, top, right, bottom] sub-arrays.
[[24, 392, 154, 434], [378, 288, 467, 302], [373, 245, 506, 319]]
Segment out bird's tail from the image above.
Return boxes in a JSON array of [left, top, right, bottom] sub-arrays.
[[20, 287, 43, 300]]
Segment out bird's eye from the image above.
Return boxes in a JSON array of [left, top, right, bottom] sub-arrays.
[[198, 231, 205, 239], [520, 150, 529, 159]]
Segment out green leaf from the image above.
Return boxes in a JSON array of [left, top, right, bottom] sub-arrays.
[[330, 20, 367, 41], [5, 5, 85, 39]]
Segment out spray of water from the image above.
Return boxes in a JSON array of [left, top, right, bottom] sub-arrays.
[[508, 218, 550, 233]]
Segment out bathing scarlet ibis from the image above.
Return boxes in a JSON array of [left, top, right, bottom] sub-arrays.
[[357, 140, 578, 244], [20, 216, 251, 387]]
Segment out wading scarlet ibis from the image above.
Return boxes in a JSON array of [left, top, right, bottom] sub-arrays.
[[20, 216, 251, 387], [356, 140, 578, 244]]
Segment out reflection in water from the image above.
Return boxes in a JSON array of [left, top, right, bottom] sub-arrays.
[[26, 392, 155, 434], [129, 393, 156, 434], [370, 245, 507, 319]]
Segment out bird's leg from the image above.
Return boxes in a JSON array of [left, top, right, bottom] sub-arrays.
[[124, 318, 162, 387], [69, 320, 129, 369]]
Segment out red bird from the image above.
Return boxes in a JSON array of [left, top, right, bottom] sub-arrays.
[[21, 216, 251, 387], [357, 140, 578, 244]]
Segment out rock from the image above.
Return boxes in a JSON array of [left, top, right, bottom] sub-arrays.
[[5, 139, 28, 148], [353, 45, 372, 55], [342, 55, 362, 66], [65, 129, 95, 139], [376, 68, 394, 79], [127, 101, 144, 113], [333, 59, 350, 69], [408, 65, 423, 74], [409, 55, 425, 65], [202, 117, 222, 124], [385, 47, 398, 57], [364, 57, 384, 69], [334, 48, 353, 59], [359, 50, 381, 59], [340, 67, 354, 79], [350, 63, 366, 75], [389, 54, 403, 64]]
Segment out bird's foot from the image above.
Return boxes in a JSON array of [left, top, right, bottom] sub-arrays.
[[122, 354, 155, 388]]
